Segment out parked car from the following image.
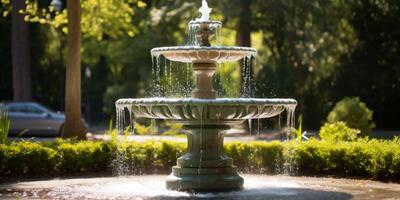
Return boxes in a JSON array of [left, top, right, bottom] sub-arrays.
[[0, 102, 66, 137]]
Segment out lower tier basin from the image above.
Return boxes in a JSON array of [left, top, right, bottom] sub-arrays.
[[116, 98, 297, 191], [116, 98, 297, 125]]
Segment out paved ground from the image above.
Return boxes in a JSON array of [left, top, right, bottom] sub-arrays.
[[1, 175, 399, 199]]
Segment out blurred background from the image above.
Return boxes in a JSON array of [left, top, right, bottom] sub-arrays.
[[0, 0, 399, 134]]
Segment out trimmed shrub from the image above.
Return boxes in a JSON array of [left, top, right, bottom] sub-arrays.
[[0, 139, 399, 182], [1, 141, 58, 175], [319, 122, 360, 141], [56, 141, 111, 173], [327, 97, 375, 134], [225, 141, 284, 173]]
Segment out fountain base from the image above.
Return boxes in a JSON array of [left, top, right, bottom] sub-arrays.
[[166, 123, 243, 191], [166, 170, 243, 191]]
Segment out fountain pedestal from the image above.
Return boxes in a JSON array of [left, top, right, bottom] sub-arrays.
[[191, 63, 217, 99], [166, 124, 244, 191]]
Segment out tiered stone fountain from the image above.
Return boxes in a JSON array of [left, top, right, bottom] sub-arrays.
[[116, 0, 296, 192]]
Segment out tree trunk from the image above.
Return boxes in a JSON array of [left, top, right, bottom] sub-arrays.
[[236, 0, 251, 48], [11, 0, 32, 101], [237, 0, 252, 96], [63, 0, 86, 139]]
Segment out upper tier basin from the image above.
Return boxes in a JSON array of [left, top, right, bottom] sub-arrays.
[[151, 46, 257, 63], [116, 98, 297, 125]]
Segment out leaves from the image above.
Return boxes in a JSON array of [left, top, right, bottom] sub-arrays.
[[0, 105, 10, 144], [319, 121, 361, 142], [3, 0, 146, 40], [327, 97, 375, 134]]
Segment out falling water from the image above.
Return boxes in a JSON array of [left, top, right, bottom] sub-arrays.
[[116, 105, 125, 134], [216, 25, 221, 45], [113, 104, 133, 175], [168, 60, 172, 88], [240, 55, 256, 98], [128, 108, 135, 134], [187, 23, 200, 46], [187, 21, 222, 46], [248, 119, 252, 135], [110, 144, 130, 176], [198, 105, 204, 177], [150, 52, 162, 97], [216, 63, 222, 96], [212, 23, 222, 46], [116, 104, 139, 136], [278, 113, 282, 130], [284, 104, 296, 140]]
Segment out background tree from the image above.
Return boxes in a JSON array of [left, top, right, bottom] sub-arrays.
[[333, 0, 400, 129], [63, 0, 85, 138], [251, 0, 356, 128], [11, 0, 32, 101]]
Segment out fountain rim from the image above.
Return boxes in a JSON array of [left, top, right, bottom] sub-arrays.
[[116, 98, 297, 106], [188, 20, 222, 25], [151, 46, 257, 54]]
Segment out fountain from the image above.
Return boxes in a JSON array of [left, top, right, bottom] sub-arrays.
[[115, 0, 297, 192]]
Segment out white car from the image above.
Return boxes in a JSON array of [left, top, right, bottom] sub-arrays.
[[1, 102, 65, 137]]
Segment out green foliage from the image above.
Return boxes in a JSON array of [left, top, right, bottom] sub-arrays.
[[286, 139, 400, 179], [1, 139, 400, 181], [105, 119, 118, 141], [56, 141, 110, 172], [225, 141, 284, 173], [333, 0, 400, 129], [134, 122, 152, 135], [327, 97, 375, 135], [0, 105, 10, 144], [319, 122, 361, 142], [252, 0, 357, 127], [134, 122, 183, 136], [290, 115, 303, 141], [161, 123, 183, 136], [0, 141, 58, 175], [1, 0, 146, 40]]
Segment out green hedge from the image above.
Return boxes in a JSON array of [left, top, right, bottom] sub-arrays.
[[0, 138, 399, 181]]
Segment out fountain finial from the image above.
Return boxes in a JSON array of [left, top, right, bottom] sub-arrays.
[[197, 0, 212, 21]]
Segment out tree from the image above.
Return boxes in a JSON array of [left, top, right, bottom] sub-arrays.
[[11, 0, 32, 101], [63, 0, 85, 139], [333, 0, 400, 129], [250, 0, 355, 128]]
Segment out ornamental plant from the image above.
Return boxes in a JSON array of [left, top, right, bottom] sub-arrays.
[[319, 121, 360, 142], [0, 105, 10, 144], [327, 97, 375, 135]]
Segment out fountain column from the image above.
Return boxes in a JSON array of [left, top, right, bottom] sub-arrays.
[[166, 124, 244, 191], [192, 63, 216, 99]]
